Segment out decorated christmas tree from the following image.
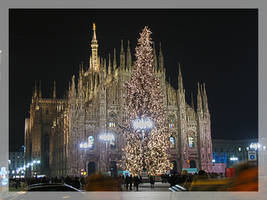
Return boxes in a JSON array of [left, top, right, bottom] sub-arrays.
[[121, 26, 172, 176]]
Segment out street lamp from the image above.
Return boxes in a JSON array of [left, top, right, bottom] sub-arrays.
[[99, 132, 115, 173], [132, 117, 154, 172]]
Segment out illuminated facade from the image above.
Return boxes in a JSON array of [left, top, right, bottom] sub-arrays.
[[25, 24, 213, 177]]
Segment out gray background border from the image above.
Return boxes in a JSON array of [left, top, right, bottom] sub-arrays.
[[0, 0, 266, 199]]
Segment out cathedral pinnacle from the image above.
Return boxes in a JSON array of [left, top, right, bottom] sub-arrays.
[[53, 81, 56, 99], [120, 40, 125, 70], [108, 53, 112, 75], [178, 63, 183, 91], [92, 23, 97, 43], [126, 40, 132, 70], [113, 48, 117, 71], [39, 80, 42, 98], [34, 81, 37, 98], [197, 82, 203, 114], [90, 23, 99, 73]]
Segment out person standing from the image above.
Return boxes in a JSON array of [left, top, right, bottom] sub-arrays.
[[133, 176, 140, 191], [125, 175, 129, 191], [129, 174, 133, 191], [149, 175, 155, 188]]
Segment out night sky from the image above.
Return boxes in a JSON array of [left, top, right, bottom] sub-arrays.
[[9, 9, 258, 152]]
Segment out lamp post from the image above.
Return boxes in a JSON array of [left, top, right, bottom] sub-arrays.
[[132, 117, 154, 172], [99, 132, 115, 173]]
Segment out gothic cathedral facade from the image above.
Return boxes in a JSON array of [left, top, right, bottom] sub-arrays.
[[25, 24, 213, 177]]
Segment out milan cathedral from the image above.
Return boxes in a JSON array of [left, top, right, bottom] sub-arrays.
[[25, 23, 213, 177]]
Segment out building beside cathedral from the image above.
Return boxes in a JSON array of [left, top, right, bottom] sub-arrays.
[[25, 23, 213, 177]]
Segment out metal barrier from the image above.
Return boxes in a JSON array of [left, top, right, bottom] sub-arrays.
[[168, 184, 186, 192]]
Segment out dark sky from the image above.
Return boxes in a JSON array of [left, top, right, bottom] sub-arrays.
[[9, 9, 258, 152]]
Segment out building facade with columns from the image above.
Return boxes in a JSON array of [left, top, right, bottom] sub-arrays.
[[25, 24, 213, 177]]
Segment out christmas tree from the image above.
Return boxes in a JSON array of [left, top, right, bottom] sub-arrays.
[[121, 26, 172, 176]]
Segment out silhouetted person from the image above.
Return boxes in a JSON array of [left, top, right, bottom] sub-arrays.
[[129, 175, 133, 191], [149, 175, 155, 188], [133, 176, 140, 191], [125, 175, 129, 191]]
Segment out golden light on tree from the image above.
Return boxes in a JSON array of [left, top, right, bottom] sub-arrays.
[[121, 26, 172, 176]]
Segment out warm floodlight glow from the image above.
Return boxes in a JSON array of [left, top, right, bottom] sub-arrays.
[[99, 132, 115, 143], [132, 117, 154, 130]]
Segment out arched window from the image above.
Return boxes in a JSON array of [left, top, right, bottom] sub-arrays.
[[170, 136, 176, 148], [110, 135, 116, 149], [108, 112, 116, 128], [87, 136, 95, 150], [169, 115, 175, 129], [188, 136, 195, 148]]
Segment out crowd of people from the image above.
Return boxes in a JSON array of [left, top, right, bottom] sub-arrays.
[[9, 170, 224, 191]]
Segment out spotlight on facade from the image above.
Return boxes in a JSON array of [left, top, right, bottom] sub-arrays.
[[33, 160, 37, 164], [37, 160, 40, 164], [99, 132, 115, 143], [250, 143, 260, 150], [212, 159, 215, 163], [230, 157, 238, 161], [132, 117, 154, 131]]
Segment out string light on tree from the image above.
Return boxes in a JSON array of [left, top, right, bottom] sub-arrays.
[[121, 26, 172, 176]]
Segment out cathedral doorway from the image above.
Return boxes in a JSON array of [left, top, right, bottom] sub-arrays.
[[110, 161, 117, 177], [87, 162, 96, 176], [190, 160, 196, 168]]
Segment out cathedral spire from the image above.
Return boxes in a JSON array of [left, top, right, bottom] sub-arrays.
[[92, 22, 97, 44], [197, 82, 203, 114], [108, 53, 112, 75], [120, 40, 125, 70], [153, 42, 158, 73], [39, 80, 42, 98], [103, 58, 107, 78], [113, 48, 117, 71], [53, 80, 56, 99], [71, 75, 76, 98], [178, 63, 183, 91], [90, 23, 99, 73], [202, 83, 209, 114], [126, 40, 132, 70], [159, 42, 164, 72], [34, 81, 37, 98]]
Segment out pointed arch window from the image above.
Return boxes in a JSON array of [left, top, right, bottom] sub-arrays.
[[169, 115, 175, 129], [188, 136, 195, 148], [108, 112, 116, 128], [170, 136, 176, 149]]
